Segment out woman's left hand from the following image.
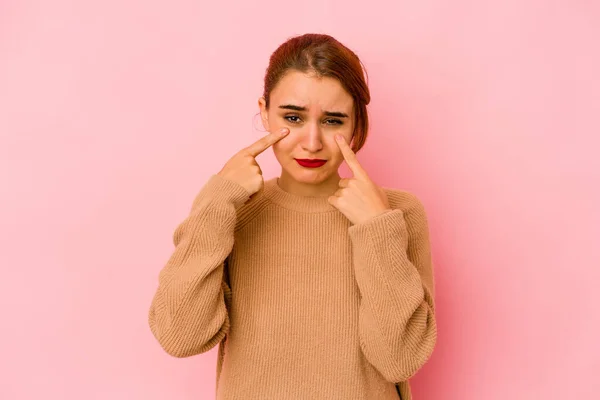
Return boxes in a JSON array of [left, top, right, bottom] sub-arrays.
[[328, 135, 392, 225]]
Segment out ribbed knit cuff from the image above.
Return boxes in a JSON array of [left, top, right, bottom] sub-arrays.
[[347, 209, 409, 251]]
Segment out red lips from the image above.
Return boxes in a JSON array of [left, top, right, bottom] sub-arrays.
[[295, 159, 327, 168]]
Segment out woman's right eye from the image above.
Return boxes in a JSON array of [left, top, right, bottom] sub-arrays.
[[284, 115, 301, 123]]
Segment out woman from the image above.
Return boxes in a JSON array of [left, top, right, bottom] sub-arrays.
[[148, 33, 437, 400]]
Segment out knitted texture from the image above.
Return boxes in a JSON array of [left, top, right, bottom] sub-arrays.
[[149, 174, 437, 399]]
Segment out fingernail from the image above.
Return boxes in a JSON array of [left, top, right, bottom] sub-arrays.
[[280, 128, 289, 135], [335, 134, 342, 141]]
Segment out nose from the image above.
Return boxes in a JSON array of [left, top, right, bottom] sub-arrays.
[[300, 122, 323, 153]]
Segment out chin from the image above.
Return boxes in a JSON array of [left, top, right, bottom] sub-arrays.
[[284, 162, 336, 185]]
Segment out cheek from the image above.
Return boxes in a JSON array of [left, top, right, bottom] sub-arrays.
[[341, 130, 353, 143], [272, 137, 294, 156], [322, 140, 344, 164]]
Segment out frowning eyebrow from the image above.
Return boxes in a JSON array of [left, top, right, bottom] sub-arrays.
[[278, 104, 349, 118]]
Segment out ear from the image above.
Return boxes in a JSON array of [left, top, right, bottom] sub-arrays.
[[258, 97, 270, 131]]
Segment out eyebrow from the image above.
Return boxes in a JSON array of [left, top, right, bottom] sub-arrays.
[[278, 104, 349, 118]]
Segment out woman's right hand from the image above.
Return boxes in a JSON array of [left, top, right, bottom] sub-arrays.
[[217, 128, 289, 195]]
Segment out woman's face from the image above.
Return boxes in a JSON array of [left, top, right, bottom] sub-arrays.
[[258, 70, 355, 187]]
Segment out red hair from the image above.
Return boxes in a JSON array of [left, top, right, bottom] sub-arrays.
[[262, 34, 371, 152]]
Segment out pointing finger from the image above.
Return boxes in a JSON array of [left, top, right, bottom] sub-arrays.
[[335, 135, 367, 178], [246, 128, 289, 157]]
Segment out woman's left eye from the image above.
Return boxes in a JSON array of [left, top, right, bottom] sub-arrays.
[[325, 119, 343, 125]]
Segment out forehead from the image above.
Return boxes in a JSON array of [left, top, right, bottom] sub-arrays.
[[270, 70, 354, 113]]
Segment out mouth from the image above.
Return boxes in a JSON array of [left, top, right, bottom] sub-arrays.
[[295, 158, 327, 168]]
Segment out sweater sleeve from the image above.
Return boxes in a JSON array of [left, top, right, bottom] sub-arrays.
[[347, 197, 437, 383], [148, 174, 250, 358]]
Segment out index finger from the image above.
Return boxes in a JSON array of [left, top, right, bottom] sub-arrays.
[[335, 135, 367, 178], [245, 128, 289, 157]]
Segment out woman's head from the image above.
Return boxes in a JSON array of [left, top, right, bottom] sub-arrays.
[[258, 33, 370, 190]]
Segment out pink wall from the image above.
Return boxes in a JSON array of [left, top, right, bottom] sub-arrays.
[[1, 1, 599, 399]]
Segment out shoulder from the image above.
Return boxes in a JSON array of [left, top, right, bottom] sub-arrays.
[[382, 187, 426, 214], [381, 187, 430, 230], [234, 184, 273, 231]]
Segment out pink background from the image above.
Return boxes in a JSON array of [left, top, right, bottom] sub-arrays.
[[1, 1, 599, 399]]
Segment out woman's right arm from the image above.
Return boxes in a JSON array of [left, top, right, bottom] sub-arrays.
[[148, 174, 250, 358]]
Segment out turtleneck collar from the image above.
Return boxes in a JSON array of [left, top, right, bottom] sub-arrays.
[[263, 177, 338, 213]]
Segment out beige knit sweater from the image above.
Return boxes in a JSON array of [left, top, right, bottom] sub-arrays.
[[148, 174, 437, 399]]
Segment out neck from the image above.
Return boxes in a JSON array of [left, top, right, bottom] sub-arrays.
[[277, 169, 341, 198]]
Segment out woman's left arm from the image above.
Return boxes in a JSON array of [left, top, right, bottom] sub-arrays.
[[347, 198, 437, 383]]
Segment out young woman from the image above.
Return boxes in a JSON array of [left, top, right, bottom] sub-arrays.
[[149, 33, 437, 400]]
